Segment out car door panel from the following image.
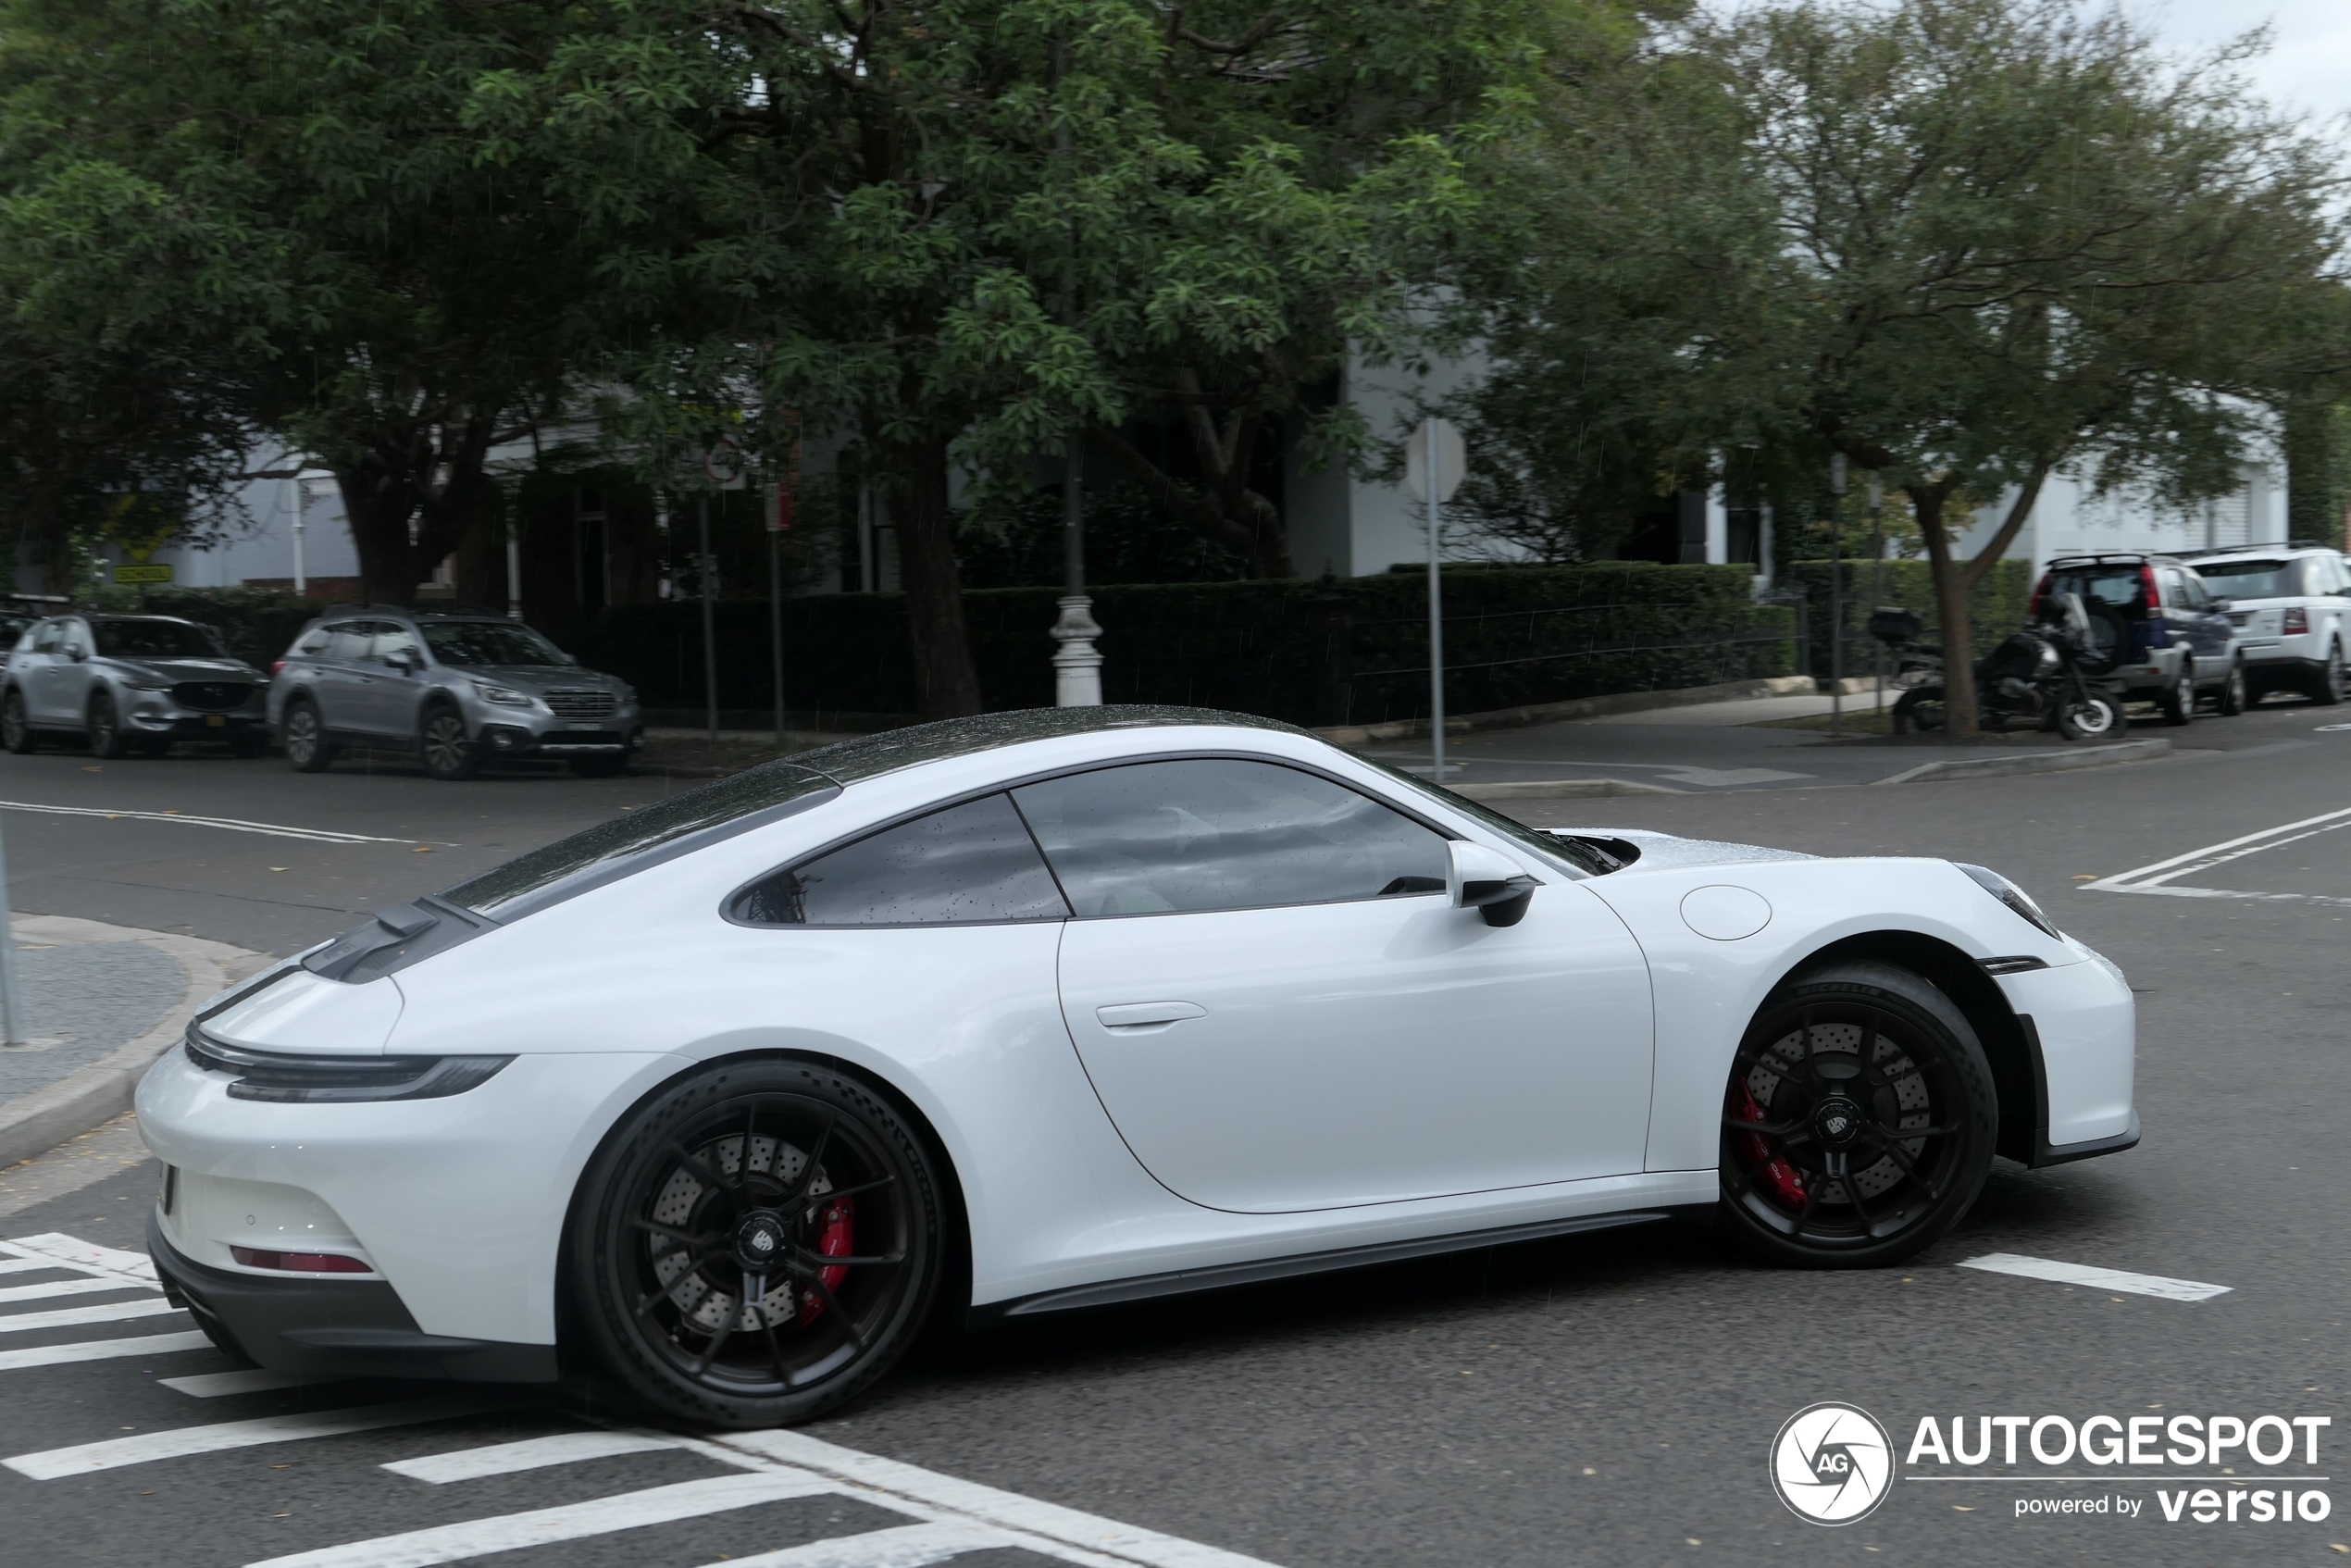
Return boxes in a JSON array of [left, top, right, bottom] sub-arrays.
[[1057, 883, 1656, 1214], [48, 621, 95, 727], [309, 624, 379, 734]]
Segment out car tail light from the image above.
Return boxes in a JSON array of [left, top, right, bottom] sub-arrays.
[[2140, 564, 2160, 611], [231, 1246, 372, 1274], [270, 660, 285, 678], [2284, 607, 2309, 634]]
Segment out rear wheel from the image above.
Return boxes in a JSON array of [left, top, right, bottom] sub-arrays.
[[1720, 962, 1997, 1268], [2056, 691, 2121, 741], [2, 690, 37, 754], [1892, 686, 1945, 734], [282, 699, 336, 772], [418, 706, 479, 781], [569, 1058, 944, 1427], [2158, 674, 2194, 727], [87, 693, 131, 759], [2311, 644, 2346, 707]]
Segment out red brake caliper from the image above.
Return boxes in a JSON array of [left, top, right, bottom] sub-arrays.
[[795, 1196, 854, 1325], [1733, 1080, 1808, 1209]]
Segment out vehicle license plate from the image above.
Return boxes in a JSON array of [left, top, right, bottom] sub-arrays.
[[568, 722, 600, 730], [205, 715, 226, 728]]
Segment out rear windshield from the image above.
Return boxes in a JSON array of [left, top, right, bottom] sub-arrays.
[[2041, 566, 2147, 616], [2196, 558, 2306, 599], [443, 763, 840, 918], [91, 619, 220, 659]]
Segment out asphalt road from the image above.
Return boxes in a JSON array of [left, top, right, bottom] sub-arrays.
[[3, 708, 2350, 1566]]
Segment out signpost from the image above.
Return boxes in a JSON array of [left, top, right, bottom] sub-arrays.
[[110, 564, 172, 585], [696, 439, 746, 747], [1404, 417, 1466, 782], [765, 475, 791, 745]]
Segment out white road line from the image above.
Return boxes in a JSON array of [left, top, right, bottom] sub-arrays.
[[723, 1431, 1287, 1568], [1959, 1253, 2232, 1303], [4, 1396, 503, 1479], [701, 1521, 1013, 1568], [159, 1367, 323, 1398], [2082, 804, 2351, 897], [0, 1297, 183, 1335], [383, 1430, 682, 1483], [0, 1330, 212, 1372], [0, 1257, 71, 1276], [0, 1276, 153, 1306], [3, 1232, 162, 1285], [0, 800, 431, 846], [241, 1471, 839, 1568]]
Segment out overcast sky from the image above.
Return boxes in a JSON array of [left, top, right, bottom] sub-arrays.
[[2121, 0, 2351, 125]]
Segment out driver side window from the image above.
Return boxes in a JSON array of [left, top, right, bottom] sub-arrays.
[[30, 622, 60, 655]]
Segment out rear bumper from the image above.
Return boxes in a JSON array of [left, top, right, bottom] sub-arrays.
[[147, 1213, 557, 1383]]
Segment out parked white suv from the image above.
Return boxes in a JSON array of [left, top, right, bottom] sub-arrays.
[[2185, 544, 2351, 705]]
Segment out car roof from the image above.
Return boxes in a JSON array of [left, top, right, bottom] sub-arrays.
[[2183, 546, 2336, 562], [2041, 554, 2187, 568]]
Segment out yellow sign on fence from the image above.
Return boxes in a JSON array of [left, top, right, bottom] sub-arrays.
[[112, 564, 173, 584]]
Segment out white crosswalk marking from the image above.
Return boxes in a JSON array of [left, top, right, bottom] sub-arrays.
[[725, 1432, 1286, 1568], [0, 1276, 154, 1306], [2, 1233, 162, 1284], [697, 1521, 1012, 1568], [0, 1330, 212, 1372], [1959, 1252, 2232, 1302], [0, 1297, 182, 1335], [384, 1431, 682, 1483], [5, 1397, 504, 1479], [160, 1368, 323, 1399], [243, 1472, 838, 1568], [0, 1256, 71, 1276]]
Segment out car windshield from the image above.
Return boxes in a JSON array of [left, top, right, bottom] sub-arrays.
[[91, 619, 219, 659], [421, 622, 568, 666], [2196, 558, 2302, 599]]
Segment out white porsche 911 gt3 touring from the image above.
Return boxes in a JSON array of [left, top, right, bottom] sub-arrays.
[[138, 707, 2137, 1426]]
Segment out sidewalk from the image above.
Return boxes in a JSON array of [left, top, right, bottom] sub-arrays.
[[0, 916, 268, 1170]]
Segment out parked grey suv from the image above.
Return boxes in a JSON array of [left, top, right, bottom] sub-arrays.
[[2, 614, 270, 758], [267, 609, 642, 779]]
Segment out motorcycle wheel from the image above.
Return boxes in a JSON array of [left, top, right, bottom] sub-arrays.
[[2057, 691, 2123, 741], [1894, 686, 1946, 733]]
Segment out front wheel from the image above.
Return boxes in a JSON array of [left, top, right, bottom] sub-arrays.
[[282, 698, 337, 772], [1720, 961, 1997, 1268], [418, 707, 479, 780], [2056, 690, 2122, 741], [2158, 674, 2194, 727], [87, 693, 131, 759], [1892, 686, 1945, 734], [2311, 644, 2346, 707], [2, 690, 37, 754], [569, 1059, 945, 1427]]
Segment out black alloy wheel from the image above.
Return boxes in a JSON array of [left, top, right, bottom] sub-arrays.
[[418, 706, 479, 781], [2215, 661, 2246, 716], [1720, 962, 1996, 1268], [569, 1059, 943, 1427], [2313, 644, 2347, 707], [282, 698, 336, 772], [87, 693, 131, 759], [2, 690, 36, 754]]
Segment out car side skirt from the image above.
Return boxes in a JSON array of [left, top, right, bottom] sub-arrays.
[[969, 1206, 1687, 1325]]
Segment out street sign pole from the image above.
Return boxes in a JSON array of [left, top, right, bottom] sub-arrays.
[[1829, 454, 1847, 736], [1408, 417, 1466, 782], [699, 495, 717, 748]]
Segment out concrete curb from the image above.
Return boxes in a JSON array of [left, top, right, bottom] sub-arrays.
[[1449, 778, 1688, 802], [1313, 675, 1819, 746], [0, 917, 269, 1170], [1872, 738, 2172, 786]]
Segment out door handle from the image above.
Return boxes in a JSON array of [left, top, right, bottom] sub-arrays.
[[1096, 1002, 1206, 1032]]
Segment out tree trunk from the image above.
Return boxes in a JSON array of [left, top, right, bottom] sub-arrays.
[[893, 430, 984, 719], [335, 461, 425, 605], [1911, 480, 1978, 738]]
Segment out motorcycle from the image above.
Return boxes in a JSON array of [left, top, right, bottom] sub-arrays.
[[1881, 593, 2126, 740]]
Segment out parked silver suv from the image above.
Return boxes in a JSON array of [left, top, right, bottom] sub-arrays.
[[2, 614, 270, 758], [2183, 543, 2350, 705], [267, 609, 642, 779]]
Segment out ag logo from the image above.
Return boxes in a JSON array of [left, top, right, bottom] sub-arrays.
[[1770, 1402, 1895, 1525]]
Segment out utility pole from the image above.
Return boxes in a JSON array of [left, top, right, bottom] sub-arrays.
[[1048, 33, 1102, 706], [1409, 417, 1466, 780], [1829, 453, 1847, 735], [698, 495, 717, 748], [1868, 474, 1885, 720]]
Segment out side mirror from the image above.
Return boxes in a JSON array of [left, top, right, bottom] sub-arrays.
[[1448, 841, 1540, 928], [65, 645, 86, 663]]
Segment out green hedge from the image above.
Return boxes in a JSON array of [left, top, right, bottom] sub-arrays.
[[579, 564, 1794, 728], [1782, 559, 2032, 676], [143, 587, 330, 668]]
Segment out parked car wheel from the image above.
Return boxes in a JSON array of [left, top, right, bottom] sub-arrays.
[[567, 1058, 945, 1428], [87, 693, 131, 759], [2, 690, 37, 754], [2311, 643, 2346, 707], [2214, 660, 2246, 716], [2056, 691, 2121, 741], [569, 754, 628, 778], [1719, 961, 1997, 1269], [418, 704, 479, 781], [282, 698, 337, 773], [2158, 675, 2194, 727]]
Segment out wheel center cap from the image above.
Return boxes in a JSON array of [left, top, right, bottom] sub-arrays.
[[733, 1213, 788, 1271], [1813, 1097, 1863, 1147]]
